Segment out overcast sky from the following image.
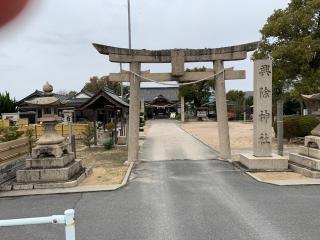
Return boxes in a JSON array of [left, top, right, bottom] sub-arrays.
[[0, 0, 289, 100]]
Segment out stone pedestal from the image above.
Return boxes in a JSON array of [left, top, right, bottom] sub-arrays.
[[117, 136, 127, 145], [97, 130, 111, 145], [17, 160, 82, 183], [240, 154, 288, 170], [240, 60, 288, 170], [289, 134, 320, 178], [305, 135, 320, 149]]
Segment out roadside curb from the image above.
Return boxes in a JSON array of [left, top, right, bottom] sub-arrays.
[[0, 162, 135, 198], [246, 172, 320, 186]]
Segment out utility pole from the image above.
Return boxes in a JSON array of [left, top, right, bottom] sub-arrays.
[[127, 0, 132, 50], [120, 0, 132, 98], [277, 99, 284, 156]]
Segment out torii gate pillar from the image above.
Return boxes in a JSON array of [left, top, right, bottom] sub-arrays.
[[214, 60, 231, 159], [127, 62, 141, 163]]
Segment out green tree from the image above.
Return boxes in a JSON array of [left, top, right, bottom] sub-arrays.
[[83, 76, 104, 93], [67, 91, 78, 97], [81, 125, 95, 149], [0, 92, 16, 114], [226, 90, 245, 104], [83, 76, 129, 96], [226, 90, 246, 117], [179, 67, 213, 108], [254, 0, 320, 100]]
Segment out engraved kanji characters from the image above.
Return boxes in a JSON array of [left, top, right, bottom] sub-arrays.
[[259, 64, 271, 77], [259, 110, 271, 123], [260, 87, 271, 98], [258, 133, 271, 145]]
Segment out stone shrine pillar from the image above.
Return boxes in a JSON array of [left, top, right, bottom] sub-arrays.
[[140, 97, 145, 114], [181, 96, 185, 122], [214, 60, 231, 160], [127, 62, 141, 163], [253, 59, 273, 157], [240, 60, 288, 170]]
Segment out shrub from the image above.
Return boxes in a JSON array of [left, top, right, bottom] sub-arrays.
[[139, 112, 145, 128], [104, 139, 113, 150], [273, 115, 320, 140], [25, 127, 35, 154], [0, 127, 23, 142], [81, 125, 95, 149], [106, 122, 114, 132]]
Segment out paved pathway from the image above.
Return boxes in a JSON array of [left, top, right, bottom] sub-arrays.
[[1, 120, 320, 240], [139, 120, 218, 161]]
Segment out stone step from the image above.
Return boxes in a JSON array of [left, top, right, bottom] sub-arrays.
[[299, 146, 320, 159], [289, 163, 320, 178], [289, 153, 320, 171]]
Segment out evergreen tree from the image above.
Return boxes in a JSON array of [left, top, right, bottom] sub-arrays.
[[254, 0, 320, 100], [0, 92, 16, 114]]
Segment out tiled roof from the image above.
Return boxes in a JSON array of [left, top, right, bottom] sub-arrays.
[[140, 87, 179, 102], [17, 90, 69, 105], [103, 87, 129, 107]]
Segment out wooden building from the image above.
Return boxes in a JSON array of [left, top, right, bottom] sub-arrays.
[[17, 88, 129, 125]]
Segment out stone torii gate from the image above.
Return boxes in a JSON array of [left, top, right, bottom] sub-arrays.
[[93, 42, 259, 162]]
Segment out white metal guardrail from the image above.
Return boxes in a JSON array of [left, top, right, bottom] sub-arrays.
[[0, 209, 75, 240]]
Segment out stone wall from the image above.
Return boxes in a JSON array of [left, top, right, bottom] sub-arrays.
[[0, 157, 26, 184], [0, 138, 29, 184]]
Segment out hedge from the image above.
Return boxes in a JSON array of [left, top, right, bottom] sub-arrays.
[[273, 115, 320, 140]]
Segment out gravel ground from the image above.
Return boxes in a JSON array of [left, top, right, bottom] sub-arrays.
[[77, 146, 128, 185]]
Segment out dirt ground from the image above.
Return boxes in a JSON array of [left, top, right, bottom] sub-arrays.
[[77, 146, 128, 186], [180, 121, 299, 152], [253, 172, 307, 181], [180, 121, 253, 150]]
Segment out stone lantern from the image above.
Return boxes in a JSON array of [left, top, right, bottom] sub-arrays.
[[27, 82, 68, 158], [16, 82, 84, 185]]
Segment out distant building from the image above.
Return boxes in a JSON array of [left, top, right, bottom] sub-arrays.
[[245, 91, 253, 98], [140, 86, 179, 119], [17, 88, 129, 124]]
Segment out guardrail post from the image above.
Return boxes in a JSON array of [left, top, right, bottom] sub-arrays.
[[64, 209, 75, 240]]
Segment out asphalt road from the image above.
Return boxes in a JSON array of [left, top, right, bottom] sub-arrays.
[[1, 120, 320, 240]]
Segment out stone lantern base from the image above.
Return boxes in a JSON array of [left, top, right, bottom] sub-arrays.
[[16, 153, 83, 183]]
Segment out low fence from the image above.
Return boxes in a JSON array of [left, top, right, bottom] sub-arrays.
[[19, 123, 89, 140], [0, 209, 75, 240], [0, 119, 10, 127], [0, 137, 29, 164]]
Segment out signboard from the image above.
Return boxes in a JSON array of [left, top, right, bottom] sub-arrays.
[[197, 110, 207, 118], [63, 110, 74, 124]]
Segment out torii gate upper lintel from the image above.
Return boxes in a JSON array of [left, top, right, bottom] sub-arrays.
[[92, 41, 259, 63], [92, 41, 260, 162]]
